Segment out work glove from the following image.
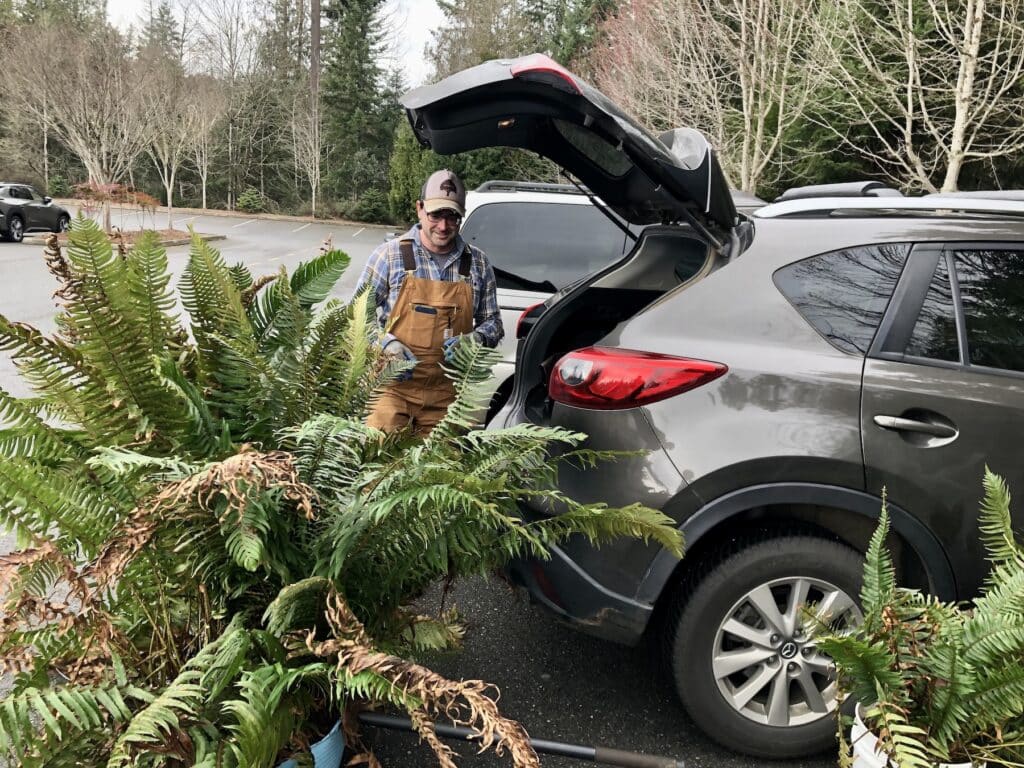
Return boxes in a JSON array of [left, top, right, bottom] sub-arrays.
[[442, 332, 481, 363], [383, 339, 417, 381]]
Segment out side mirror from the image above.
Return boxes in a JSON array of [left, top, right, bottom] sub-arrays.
[[42, 196, 52, 204]]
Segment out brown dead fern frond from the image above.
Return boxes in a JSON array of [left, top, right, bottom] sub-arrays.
[[310, 590, 540, 768], [240, 274, 279, 308], [0, 540, 129, 679], [411, 709, 459, 768], [154, 445, 317, 522]]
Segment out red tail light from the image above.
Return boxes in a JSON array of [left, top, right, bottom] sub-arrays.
[[549, 347, 727, 410], [516, 302, 546, 339]]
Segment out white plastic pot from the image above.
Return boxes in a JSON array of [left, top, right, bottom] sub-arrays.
[[851, 705, 982, 768]]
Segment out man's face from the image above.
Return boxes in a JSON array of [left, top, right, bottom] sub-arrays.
[[417, 201, 461, 252]]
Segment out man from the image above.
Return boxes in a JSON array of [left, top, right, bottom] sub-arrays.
[[356, 169, 504, 436]]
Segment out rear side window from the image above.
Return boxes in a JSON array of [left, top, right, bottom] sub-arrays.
[[774, 244, 910, 354], [460, 201, 628, 292], [905, 257, 958, 362], [955, 249, 1024, 372]]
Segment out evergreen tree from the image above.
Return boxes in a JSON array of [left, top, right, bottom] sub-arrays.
[[17, 0, 104, 25], [321, 0, 393, 202], [258, 0, 309, 82], [137, 0, 182, 66]]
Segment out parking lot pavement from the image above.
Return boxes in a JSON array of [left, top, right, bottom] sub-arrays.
[[63, 204, 392, 300], [368, 577, 837, 768]]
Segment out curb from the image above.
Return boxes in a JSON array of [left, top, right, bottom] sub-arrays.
[[23, 233, 227, 247], [55, 199, 398, 231]]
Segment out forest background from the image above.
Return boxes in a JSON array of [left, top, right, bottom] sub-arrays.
[[2, 0, 1024, 226]]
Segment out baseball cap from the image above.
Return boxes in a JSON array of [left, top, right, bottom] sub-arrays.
[[421, 169, 466, 217]]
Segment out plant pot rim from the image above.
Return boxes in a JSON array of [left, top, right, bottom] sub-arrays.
[[852, 703, 984, 768]]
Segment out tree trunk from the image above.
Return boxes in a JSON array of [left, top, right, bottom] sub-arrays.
[[42, 98, 49, 190]]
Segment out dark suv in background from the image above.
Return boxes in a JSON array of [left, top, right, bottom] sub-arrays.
[[402, 54, 1024, 758], [0, 183, 71, 242]]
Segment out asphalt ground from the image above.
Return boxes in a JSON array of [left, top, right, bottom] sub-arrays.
[[0, 209, 837, 767]]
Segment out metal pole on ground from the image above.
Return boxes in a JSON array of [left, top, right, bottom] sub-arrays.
[[358, 712, 684, 768]]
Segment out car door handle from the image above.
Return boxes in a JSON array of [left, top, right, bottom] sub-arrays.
[[872, 415, 956, 438]]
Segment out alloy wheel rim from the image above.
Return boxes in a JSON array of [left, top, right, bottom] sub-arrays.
[[11, 220, 22, 240], [712, 576, 862, 727]]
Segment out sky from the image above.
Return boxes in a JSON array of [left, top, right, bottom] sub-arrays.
[[104, 0, 445, 88]]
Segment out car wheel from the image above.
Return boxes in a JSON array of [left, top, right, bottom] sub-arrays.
[[667, 535, 863, 758], [6, 215, 24, 243], [56, 214, 70, 232]]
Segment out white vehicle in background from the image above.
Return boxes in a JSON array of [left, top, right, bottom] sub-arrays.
[[459, 180, 642, 419]]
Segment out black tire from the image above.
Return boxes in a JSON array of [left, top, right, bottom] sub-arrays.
[[667, 535, 863, 758], [5, 215, 24, 243], [56, 214, 70, 232]]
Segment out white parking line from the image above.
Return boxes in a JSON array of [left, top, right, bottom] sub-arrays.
[[175, 216, 197, 226], [291, 223, 311, 233], [232, 219, 256, 228], [352, 227, 365, 237]]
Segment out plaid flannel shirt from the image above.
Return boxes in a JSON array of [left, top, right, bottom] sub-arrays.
[[355, 225, 504, 348]]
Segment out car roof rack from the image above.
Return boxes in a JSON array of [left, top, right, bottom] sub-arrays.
[[774, 181, 903, 202], [756, 195, 1024, 219], [474, 180, 590, 195], [924, 189, 1024, 201]]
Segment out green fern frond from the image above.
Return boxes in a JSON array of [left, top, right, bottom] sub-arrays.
[[0, 684, 133, 764], [531, 501, 684, 558], [124, 230, 183, 356], [0, 389, 84, 464], [86, 446, 198, 480], [864, 695, 932, 768], [979, 467, 1024, 568], [263, 577, 331, 636], [180, 234, 259, 420], [964, 662, 1024, 735], [155, 356, 226, 456], [107, 624, 248, 766], [331, 288, 380, 417], [428, 336, 503, 441], [228, 263, 254, 292], [221, 663, 330, 768], [60, 220, 187, 444], [290, 250, 350, 306], [0, 457, 120, 547], [0, 314, 93, 427], [861, 502, 896, 628]]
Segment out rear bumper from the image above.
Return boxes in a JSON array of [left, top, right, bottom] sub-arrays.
[[504, 545, 652, 646]]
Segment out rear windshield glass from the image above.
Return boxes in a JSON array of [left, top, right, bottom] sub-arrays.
[[461, 201, 628, 292], [774, 244, 910, 354], [554, 120, 633, 177]]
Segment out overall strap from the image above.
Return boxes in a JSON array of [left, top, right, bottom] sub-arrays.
[[458, 245, 472, 279], [399, 239, 416, 273]]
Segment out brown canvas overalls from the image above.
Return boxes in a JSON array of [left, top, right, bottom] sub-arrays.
[[366, 239, 474, 436]]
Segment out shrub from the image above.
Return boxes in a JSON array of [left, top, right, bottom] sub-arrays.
[[237, 186, 266, 213], [48, 175, 71, 197]]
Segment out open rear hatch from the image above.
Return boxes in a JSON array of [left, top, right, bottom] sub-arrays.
[[401, 55, 739, 422], [402, 54, 737, 235]]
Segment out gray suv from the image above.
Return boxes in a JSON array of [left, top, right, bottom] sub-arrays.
[[402, 55, 1024, 758]]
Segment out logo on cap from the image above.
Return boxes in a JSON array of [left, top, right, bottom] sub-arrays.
[[440, 179, 457, 196]]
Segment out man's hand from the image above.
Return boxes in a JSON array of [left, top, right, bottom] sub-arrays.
[[442, 333, 480, 363], [383, 339, 417, 381]]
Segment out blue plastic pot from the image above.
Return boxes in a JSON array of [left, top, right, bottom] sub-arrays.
[[277, 720, 346, 768]]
